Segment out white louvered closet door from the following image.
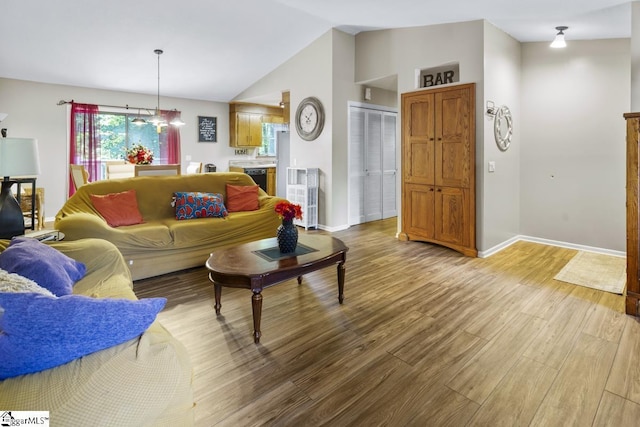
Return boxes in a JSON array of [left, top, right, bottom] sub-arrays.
[[348, 105, 397, 226], [348, 107, 365, 225], [364, 111, 383, 222], [382, 112, 397, 219]]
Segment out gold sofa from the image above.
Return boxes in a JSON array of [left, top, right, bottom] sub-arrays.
[[0, 238, 194, 426], [55, 172, 284, 280]]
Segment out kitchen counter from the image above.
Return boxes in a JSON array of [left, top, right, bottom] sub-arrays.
[[229, 160, 277, 169]]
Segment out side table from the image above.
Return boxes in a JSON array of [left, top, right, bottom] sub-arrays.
[[25, 229, 64, 242]]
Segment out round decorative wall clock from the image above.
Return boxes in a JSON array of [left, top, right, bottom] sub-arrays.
[[295, 97, 325, 141], [494, 105, 513, 151]]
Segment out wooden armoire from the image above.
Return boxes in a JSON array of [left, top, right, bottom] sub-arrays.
[[625, 112, 640, 316], [400, 83, 476, 257]]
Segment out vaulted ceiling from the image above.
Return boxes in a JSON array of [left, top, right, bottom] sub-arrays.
[[0, 0, 631, 103]]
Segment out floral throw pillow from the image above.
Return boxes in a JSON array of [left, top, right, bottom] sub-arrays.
[[173, 192, 228, 220]]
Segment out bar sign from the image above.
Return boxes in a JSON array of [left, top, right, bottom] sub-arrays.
[[418, 63, 460, 88]]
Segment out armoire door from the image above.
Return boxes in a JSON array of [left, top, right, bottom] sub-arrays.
[[434, 186, 470, 246], [403, 183, 435, 239], [435, 88, 472, 189], [403, 94, 435, 186]]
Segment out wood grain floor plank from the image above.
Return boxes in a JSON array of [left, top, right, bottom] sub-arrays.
[[213, 381, 311, 427], [467, 356, 558, 426], [582, 291, 626, 343], [530, 333, 618, 426], [354, 331, 487, 426], [446, 313, 547, 404], [605, 316, 640, 404], [132, 218, 632, 426], [523, 285, 602, 369], [592, 391, 640, 427]]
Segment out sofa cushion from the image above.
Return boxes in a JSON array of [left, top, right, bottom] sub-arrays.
[[0, 237, 86, 297], [90, 189, 144, 227], [0, 268, 55, 297], [174, 192, 228, 220], [0, 292, 166, 380], [226, 184, 259, 212]]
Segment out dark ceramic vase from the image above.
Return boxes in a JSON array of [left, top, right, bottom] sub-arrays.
[[277, 219, 298, 253]]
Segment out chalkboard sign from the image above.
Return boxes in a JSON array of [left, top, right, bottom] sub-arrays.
[[198, 116, 217, 142]]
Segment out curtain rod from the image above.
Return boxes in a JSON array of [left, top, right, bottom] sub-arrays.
[[56, 100, 178, 113]]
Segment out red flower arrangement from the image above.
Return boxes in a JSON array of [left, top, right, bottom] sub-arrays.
[[275, 200, 303, 221], [126, 144, 154, 165]]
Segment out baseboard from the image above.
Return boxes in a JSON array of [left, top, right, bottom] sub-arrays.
[[478, 236, 521, 258], [479, 235, 626, 258], [318, 223, 350, 233]]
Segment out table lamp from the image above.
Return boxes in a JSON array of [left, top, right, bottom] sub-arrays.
[[0, 137, 41, 239]]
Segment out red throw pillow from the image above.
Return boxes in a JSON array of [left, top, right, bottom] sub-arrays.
[[226, 184, 259, 212], [90, 189, 144, 227]]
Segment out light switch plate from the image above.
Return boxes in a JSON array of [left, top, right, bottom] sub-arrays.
[[488, 161, 496, 173]]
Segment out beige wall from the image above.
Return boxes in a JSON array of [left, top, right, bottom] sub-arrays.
[[355, 20, 488, 245], [632, 2, 640, 111], [480, 22, 522, 253], [520, 39, 629, 252], [0, 77, 234, 219], [234, 29, 356, 229], [1, 20, 630, 253]]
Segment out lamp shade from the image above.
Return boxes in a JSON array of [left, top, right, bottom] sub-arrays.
[[0, 138, 41, 177], [550, 33, 566, 48]]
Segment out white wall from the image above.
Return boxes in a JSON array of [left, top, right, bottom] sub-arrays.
[[480, 22, 521, 252], [331, 30, 361, 228], [520, 39, 629, 252], [632, 2, 640, 110], [234, 30, 346, 228], [0, 77, 234, 220], [355, 20, 488, 246]]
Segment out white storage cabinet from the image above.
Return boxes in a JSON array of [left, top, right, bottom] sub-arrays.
[[286, 167, 318, 229]]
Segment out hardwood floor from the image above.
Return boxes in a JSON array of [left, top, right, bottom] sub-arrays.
[[135, 218, 640, 426]]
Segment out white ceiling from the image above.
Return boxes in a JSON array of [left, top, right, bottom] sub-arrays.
[[0, 0, 632, 104]]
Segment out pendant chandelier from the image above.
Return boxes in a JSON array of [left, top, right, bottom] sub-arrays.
[[142, 49, 185, 133]]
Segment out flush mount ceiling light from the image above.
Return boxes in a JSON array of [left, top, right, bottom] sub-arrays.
[[550, 26, 568, 49]]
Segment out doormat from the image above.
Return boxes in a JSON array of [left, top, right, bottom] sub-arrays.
[[554, 251, 626, 294]]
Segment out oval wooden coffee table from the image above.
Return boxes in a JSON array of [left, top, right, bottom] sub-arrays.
[[206, 234, 348, 343]]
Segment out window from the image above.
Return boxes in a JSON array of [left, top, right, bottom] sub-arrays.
[[74, 111, 168, 179], [258, 123, 287, 157]]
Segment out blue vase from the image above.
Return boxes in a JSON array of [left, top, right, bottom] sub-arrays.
[[277, 219, 298, 253]]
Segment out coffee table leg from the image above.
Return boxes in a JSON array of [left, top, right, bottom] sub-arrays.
[[214, 283, 222, 315], [297, 275, 303, 285], [252, 291, 263, 343], [337, 261, 345, 304]]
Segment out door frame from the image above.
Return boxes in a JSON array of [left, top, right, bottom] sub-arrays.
[[347, 101, 398, 226]]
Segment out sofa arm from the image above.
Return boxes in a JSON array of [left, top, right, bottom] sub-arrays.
[[55, 212, 120, 241]]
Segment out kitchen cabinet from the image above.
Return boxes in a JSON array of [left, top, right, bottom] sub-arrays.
[[229, 103, 284, 148], [230, 112, 263, 147], [400, 83, 476, 257], [267, 167, 276, 196]]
